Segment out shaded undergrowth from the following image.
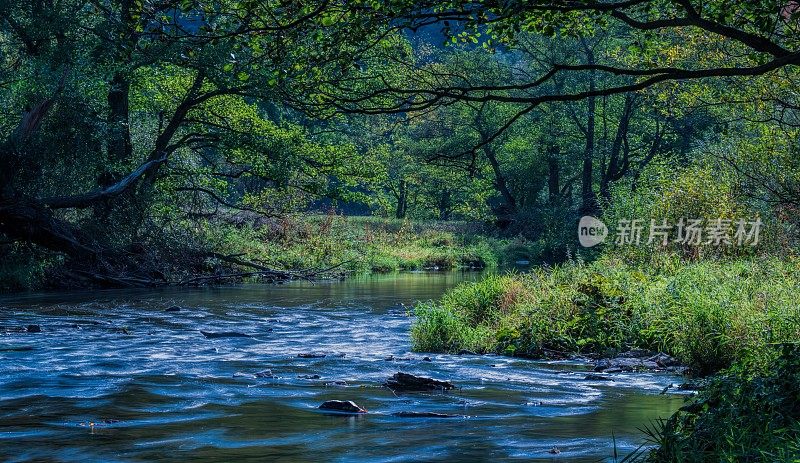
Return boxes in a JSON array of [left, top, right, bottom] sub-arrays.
[[639, 343, 800, 462]]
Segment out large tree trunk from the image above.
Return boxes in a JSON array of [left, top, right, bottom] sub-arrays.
[[107, 72, 133, 164], [482, 143, 517, 214], [580, 43, 598, 215], [0, 197, 97, 258], [547, 145, 560, 205], [600, 94, 635, 203], [395, 179, 407, 219], [438, 189, 452, 221], [104, 0, 137, 170]]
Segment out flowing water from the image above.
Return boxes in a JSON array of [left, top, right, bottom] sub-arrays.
[[0, 272, 686, 462]]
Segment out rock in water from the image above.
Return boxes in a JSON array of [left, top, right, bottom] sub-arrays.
[[647, 352, 681, 367], [584, 373, 615, 381], [318, 400, 367, 414], [594, 357, 658, 372], [26, 325, 42, 333], [297, 353, 326, 358], [200, 330, 251, 338], [383, 372, 455, 391], [165, 306, 182, 312]]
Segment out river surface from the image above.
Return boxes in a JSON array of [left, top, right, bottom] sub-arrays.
[[0, 272, 685, 462]]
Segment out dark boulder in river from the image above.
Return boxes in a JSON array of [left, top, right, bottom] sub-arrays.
[[297, 353, 326, 358], [384, 372, 455, 391], [165, 306, 182, 312], [594, 357, 658, 372], [594, 350, 682, 372], [200, 330, 251, 339], [26, 325, 42, 333], [647, 352, 681, 367], [584, 374, 614, 381], [318, 400, 367, 414]]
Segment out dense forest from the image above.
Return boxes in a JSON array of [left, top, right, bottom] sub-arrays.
[[2, 1, 800, 460]]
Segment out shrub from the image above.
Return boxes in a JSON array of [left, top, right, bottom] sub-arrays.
[[643, 344, 800, 462]]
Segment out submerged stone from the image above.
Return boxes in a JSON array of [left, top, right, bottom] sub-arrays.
[[383, 372, 455, 391], [392, 411, 458, 418], [584, 373, 615, 381], [200, 330, 251, 338], [26, 324, 42, 333], [594, 357, 658, 372], [318, 400, 367, 414]]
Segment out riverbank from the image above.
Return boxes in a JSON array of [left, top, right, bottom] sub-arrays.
[[411, 255, 800, 375], [212, 215, 509, 274], [410, 255, 800, 461], [0, 215, 533, 292], [641, 343, 800, 462]]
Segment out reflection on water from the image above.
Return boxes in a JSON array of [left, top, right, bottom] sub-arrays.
[[0, 272, 685, 462]]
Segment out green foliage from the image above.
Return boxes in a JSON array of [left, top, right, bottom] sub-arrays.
[[411, 302, 491, 353], [411, 256, 800, 374], [197, 214, 506, 277], [643, 344, 800, 462], [0, 244, 57, 292]]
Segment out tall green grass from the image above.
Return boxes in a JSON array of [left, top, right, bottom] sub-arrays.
[[205, 214, 507, 275], [640, 343, 800, 462], [411, 255, 800, 374]]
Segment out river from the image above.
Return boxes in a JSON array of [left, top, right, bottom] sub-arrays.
[[0, 272, 685, 462]]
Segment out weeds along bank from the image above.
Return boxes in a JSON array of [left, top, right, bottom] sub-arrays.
[[0, 214, 530, 291], [640, 343, 800, 462], [207, 214, 513, 274], [411, 255, 800, 375], [411, 253, 800, 461], [407, 158, 800, 461]]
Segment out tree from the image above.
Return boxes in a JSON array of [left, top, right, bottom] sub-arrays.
[[0, 0, 368, 284]]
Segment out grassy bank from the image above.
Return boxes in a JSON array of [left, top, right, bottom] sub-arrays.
[[411, 255, 800, 375], [1, 213, 544, 291], [207, 214, 514, 275]]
